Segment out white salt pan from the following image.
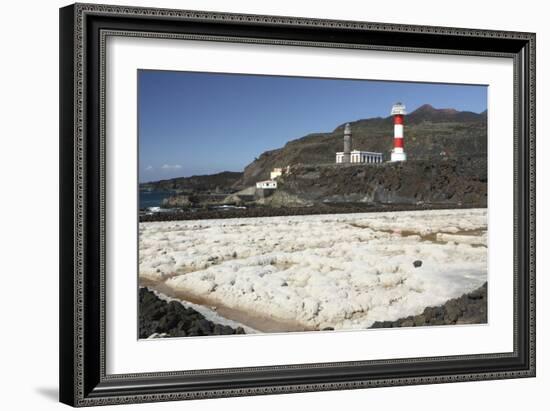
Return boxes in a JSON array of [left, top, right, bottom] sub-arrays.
[[140, 209, 487, 330]]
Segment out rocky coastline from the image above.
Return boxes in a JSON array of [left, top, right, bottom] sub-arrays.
[[139, 202, 481, 222]]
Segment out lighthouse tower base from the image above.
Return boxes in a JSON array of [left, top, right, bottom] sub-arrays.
[[390, 151, 407, 162]]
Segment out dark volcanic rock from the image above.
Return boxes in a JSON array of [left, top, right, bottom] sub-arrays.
[[139, 288, 246, 338], [140, 203, 480, 222], [162, 195, 192, 208], [369, 282, 487, 329], [413, 260, 423, 268], [278, 157, 487, 207]]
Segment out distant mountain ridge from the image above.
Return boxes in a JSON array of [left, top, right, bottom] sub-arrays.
[[237, 104, 487, 187], [140, 171, 243, 193], [404, 104, 486, 124]]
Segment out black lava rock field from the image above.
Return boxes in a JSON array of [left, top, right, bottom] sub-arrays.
[[139, 288, 246, 338], [370, 282, 487, 329]]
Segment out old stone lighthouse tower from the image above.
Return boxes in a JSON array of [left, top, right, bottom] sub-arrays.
[[335, 123, 383, 164], [343, 123, 352, 163]]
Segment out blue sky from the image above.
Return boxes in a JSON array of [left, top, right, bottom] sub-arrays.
[[138, 70, 487, 182]]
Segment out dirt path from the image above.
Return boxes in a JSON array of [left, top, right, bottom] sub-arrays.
[[140, 278, 313, 333]]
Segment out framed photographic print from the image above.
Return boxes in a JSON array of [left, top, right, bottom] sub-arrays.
[[59, 3, 536, 407]]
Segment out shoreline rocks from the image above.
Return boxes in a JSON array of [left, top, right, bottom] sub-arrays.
[[369, 282, 487, 329], [139, 288, 245, 338], [162, 195, 192, 208], [140, 202, 483, 222]]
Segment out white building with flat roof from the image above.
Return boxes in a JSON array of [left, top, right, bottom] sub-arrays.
[[336, 150, 383, 164], [256, 180, 278, 189]]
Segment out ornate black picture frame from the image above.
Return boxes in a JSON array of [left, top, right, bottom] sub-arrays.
[[59, 3, 535, 407]]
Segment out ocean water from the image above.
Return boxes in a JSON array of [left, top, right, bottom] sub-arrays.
[[139, 191, 172, 209]]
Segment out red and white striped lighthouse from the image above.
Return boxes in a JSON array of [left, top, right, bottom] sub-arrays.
[[390, 102, 407, 162]]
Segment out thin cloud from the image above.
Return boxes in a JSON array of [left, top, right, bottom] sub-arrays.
[[161, 164, 182, 170], [145, 165, 153, 171]]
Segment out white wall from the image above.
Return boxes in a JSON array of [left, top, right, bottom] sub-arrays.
[[0, 0, 545, 409]]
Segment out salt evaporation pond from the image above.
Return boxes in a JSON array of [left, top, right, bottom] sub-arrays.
[[139, 209, 487, 331]]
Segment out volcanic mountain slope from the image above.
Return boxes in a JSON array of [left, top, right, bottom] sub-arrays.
[[274, 158, 487, 207], [236, 104, 487, 188]]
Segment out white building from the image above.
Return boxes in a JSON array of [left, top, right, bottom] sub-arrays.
[[270, 168, 282, 180], [256, 180, 278, 189], [336, 150, 383, 164], [270, 166, 291, 180]]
